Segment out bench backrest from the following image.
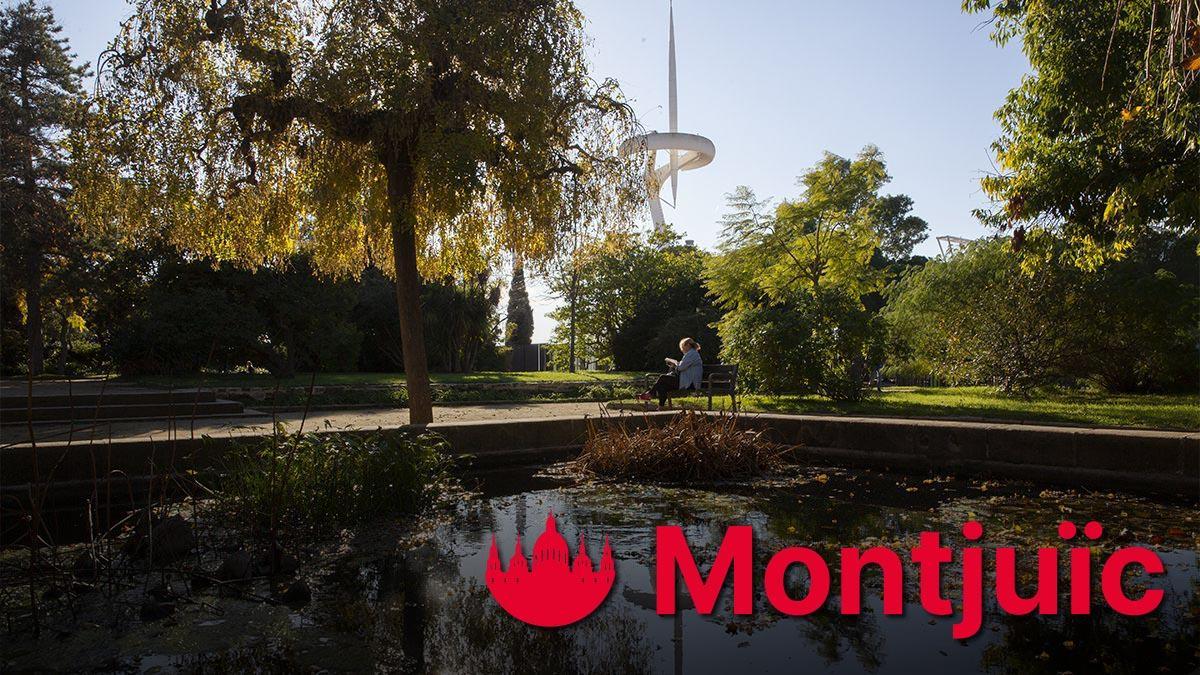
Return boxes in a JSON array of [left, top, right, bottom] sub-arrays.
[[702, 364, 738, 390]]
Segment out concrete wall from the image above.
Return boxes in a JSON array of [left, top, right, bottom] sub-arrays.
[[0, 413, 678, 504], [3, 411, 1196, 502], [730, 413, 1198, 496]]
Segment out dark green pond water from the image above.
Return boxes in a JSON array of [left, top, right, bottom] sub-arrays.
[[3, 463, 1197, 673]]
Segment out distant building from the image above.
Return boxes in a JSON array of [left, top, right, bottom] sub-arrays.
[[507, 343, 551, 372]]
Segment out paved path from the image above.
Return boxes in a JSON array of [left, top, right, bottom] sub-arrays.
[[2, 401, 624, 447]]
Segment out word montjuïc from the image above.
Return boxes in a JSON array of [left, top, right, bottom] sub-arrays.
[[656, 521, 1164, 639]]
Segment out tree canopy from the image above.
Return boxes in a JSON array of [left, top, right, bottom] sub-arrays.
[[885, 234, 1199, 392], [964, 0, 1199, 267], [504, 259, 534, 347], [548, 226, 717, 370], [706, 147, 924, 400], [706, 146, 924, 306], [74, 0, 642, 421]]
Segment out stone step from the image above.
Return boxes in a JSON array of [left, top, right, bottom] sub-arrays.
[[0, 399, 245, 425], [0, 389, 217, 410]]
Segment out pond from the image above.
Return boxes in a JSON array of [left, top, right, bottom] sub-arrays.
[[2, 463, 1197, 673]]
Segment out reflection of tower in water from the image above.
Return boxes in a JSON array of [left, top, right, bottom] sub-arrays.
[[516, 493, 527, 539]]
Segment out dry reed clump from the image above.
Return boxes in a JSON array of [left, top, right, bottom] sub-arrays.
[[576, 412, 793, 482]]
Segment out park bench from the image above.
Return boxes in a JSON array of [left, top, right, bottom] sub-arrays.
[[654, 363, 739, 412]]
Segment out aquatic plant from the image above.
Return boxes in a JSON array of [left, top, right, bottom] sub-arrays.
[[576, 412, 792, 482], [222, 428, 453, 531]]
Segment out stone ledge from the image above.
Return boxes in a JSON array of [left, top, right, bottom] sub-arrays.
[[2, 410, 1195, 501], [729, 413, 1197, 496]]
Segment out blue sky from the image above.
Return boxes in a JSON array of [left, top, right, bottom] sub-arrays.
[[43, 0, 1028, 342]]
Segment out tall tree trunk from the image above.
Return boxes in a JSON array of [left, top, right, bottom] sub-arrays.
[[19, 64, 43, 377], [25, 251, 43, 376], [385, 158, 434, 424]]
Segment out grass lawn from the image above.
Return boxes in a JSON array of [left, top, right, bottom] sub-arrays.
[[125, 370, 643, 388], [639, 386, 1200, 431]]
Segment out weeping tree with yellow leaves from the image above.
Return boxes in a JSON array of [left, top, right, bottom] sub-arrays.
[[72, 0, 642, 422]]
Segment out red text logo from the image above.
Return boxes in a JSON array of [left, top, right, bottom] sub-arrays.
[[485, 512, 616, 627], [656, 520, 1164, 639]]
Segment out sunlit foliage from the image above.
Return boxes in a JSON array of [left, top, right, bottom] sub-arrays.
[[71, 0, 643, 279], [964, 0, 1199, 267], [705, 147, 892, 307]]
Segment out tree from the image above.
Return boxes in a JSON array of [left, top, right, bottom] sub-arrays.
[[0, 1, 87, 375], [504, 258, 534, 347], [256, 255, 362, 374], [105, 256, 269, 375], [543, 212, 613, 372], [549, 232, 638, 368], [885, 239, 1086, 392], [548, 227, 718, 370], [95, 250, 501, 377], [1077, 231, 1200, 391], [557, 227, 583, 372], [869, 194, 929, 265], [706, 147, 917, 400], [351, 268, 501, 374], [101, 251, 363, 376], [74, 0, 641, 422], [420, 272, 502, 373], [706, 148, 890, 307], [609, 237, 721, 372], [964, 0, 1199, 267], [884, 235, 1199, 392]]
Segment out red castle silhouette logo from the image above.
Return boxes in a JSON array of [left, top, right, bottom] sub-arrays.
[[485, 512, 616, 627]]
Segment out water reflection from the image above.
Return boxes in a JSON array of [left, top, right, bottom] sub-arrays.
[[427, 466, 1197, 674], [2, 464, 1195, 673]]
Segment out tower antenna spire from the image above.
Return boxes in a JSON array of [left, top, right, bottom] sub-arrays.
[[619, 0, 715, 234], [668, 0, 678, 204]]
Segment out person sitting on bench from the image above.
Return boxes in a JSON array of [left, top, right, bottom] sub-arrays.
[[638, 337, 703, 406]]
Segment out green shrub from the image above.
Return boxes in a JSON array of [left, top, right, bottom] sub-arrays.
[[885, 235, 1199, 393], [717, 290, 885, 401], [222, 429, 451, 530]]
